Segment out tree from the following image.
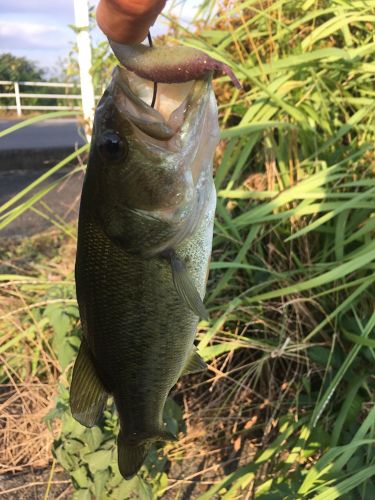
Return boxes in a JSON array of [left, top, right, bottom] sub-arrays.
[[0, 53, 44, 82], [0, 54, 53, 111]]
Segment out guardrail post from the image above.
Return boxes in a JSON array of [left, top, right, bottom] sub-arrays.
[[14, 82, 22, 116], [74, 0, 95, 138]]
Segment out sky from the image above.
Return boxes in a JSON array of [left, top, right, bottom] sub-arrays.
[[0, 0, 201, 76]]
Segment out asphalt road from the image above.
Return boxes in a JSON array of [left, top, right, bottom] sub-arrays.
[[0, 167, 84, 238], [0, 119, 86, 151], [0, 118, 86, 238]]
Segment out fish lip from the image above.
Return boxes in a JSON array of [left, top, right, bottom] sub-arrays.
[[111, 65, 210, 142]]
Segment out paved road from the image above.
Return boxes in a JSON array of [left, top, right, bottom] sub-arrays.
[[0, 118, 86, 238], [0, 118, 87, 172], [0, 119, 86, 151], [0, 168, 84, 238]]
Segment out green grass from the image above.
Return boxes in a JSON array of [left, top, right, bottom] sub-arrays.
[[1, 0, 375, 498]]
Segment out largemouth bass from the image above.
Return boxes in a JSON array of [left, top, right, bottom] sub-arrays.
[[70, 43, 234, 479]]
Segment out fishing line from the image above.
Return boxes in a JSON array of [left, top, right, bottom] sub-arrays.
[[147, 31, 158, 108]]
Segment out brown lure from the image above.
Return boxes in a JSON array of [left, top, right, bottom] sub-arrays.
[[109, 39, 241, 89]]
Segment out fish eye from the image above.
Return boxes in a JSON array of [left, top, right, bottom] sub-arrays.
[[97, 130, 128, 162]]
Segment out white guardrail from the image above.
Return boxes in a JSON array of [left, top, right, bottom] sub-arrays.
[[0, 80, 96, 115]]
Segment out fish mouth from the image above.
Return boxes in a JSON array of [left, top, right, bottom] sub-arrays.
[[111, 66, 210, 145]]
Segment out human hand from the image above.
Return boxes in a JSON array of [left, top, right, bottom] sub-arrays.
[[96, 0, 167, 44]]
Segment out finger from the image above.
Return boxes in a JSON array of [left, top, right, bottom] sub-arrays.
[[96, 0, 167, 44]]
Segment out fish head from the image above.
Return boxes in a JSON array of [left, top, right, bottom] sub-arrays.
[[86, 65, 219, 254]]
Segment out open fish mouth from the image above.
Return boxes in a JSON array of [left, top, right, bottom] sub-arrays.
[[112, 65, 214, 237], [109, 65, 210, 145]]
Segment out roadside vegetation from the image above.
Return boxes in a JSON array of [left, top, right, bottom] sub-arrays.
[[0, 53, 80, 114], [1, 0, 375, 498]]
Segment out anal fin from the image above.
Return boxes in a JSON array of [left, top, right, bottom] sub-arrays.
[[70, 338, 108, 428], [182, 347, 207, 376], [170, 252, 209, 320]]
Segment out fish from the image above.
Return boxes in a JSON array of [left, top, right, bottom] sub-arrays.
[[70, 42, 236, 480]]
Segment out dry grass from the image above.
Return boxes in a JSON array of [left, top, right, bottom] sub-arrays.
[[0, 383, 57, 474], [0, 233, 75, 486]]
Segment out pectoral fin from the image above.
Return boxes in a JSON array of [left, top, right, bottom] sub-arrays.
[[182, 347, 207, 376], [70, 338, 108, 428], [170, 253, 209, 320]]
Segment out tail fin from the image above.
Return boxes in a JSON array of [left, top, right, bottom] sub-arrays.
[[117, 430, 176, 480], [118, 437, 151, 480]]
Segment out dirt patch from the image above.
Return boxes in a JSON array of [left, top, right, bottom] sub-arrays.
[[0, 467, 71, 499]]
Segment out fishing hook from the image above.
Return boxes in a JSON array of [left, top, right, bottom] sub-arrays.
[[147, 31, 158, 108]]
